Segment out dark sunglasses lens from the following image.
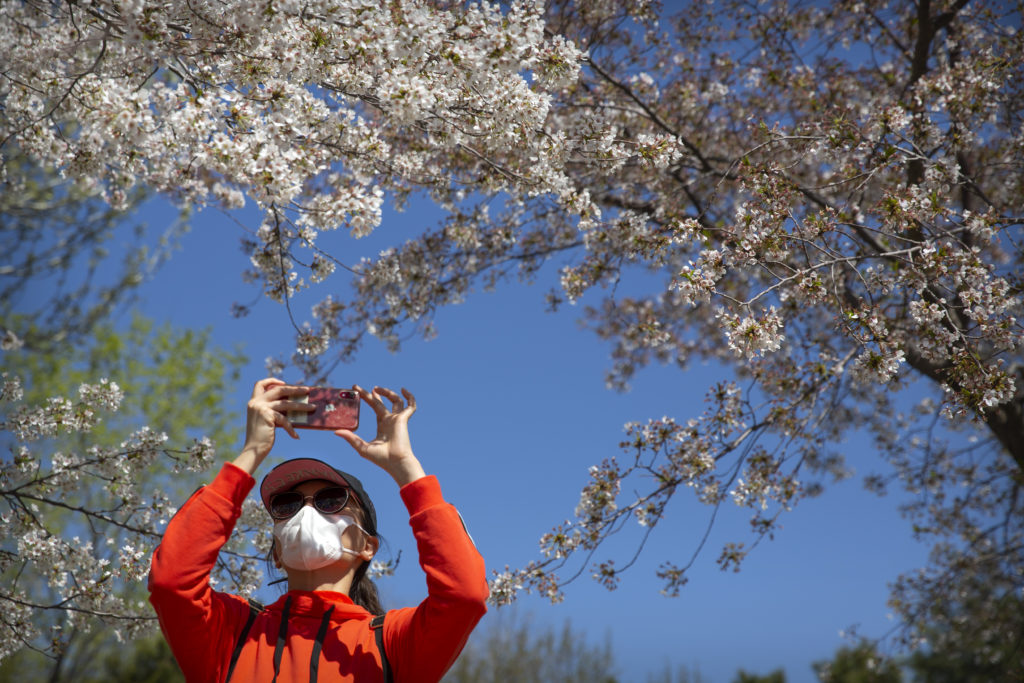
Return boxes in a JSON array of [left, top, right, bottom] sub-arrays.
[[314, 487, 349, 514], [270, 492, 303, 519]]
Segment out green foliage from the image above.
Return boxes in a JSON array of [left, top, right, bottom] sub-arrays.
[[442, 612, 619, 683], [646, 663, 707, 683], [904, 589, 1024, 683], [88, 633, 184, 683], [2, 311, 246, 449], [0, 647, 52, 682], [0, 312, 246, 680], [0, 133, 232, 682], [813, 642, 902, 683], [733, 668, 786, 683], [0, 632, 184, 683]]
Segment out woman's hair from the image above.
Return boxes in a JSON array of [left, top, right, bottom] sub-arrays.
[[348, 558, 384, 614]]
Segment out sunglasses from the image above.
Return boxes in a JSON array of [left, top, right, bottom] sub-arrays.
[[269, 486, 352, 520]]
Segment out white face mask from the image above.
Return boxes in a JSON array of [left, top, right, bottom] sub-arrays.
[[273, 506, 368, 571]]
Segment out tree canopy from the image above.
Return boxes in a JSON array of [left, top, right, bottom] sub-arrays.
[[0, 315, 248, 667], [1, 0, 1021, 666]]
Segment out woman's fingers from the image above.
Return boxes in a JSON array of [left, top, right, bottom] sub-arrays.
[[374, 386, 404, 410], [335, 429, 367, 454], [401, 388, 416, 415], [268, 398, 316, 413], [260, 383, 309, 402], [252, 377, 286, 398], [373, 386, 416, 415], [251, 382, 312, 416], [353, 384, 389, 418], [256, 380, 411, 413], [273, 409, 300, 439]]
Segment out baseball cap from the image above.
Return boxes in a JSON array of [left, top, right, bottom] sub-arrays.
[[259, 458, 378, 535]]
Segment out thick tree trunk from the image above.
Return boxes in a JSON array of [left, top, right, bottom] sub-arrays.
[[985, 369, 1024, 474]]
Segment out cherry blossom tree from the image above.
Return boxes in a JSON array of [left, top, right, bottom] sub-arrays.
[[2, 0, 1022, 667], [0, 149, 173, 352], [1, 135, 245, 671], [0, 316, 248, 672], [480, 1, 1019, 663], [1, 0, 580, 664]]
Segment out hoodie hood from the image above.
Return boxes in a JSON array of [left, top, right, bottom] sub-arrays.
[[266, 590, 372, 622]]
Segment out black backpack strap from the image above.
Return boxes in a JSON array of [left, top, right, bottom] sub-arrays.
[[270, 595, 293, 683], [370, 613, 393, 683], [225, 598, 263, 683], [309, 605, 335, 682]]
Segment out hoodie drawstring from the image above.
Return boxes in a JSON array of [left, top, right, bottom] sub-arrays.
[[308, 605, 335, 682], [270, 595, 292, 683]]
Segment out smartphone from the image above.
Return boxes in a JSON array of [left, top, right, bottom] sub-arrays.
[[288, 387, 360, 431]]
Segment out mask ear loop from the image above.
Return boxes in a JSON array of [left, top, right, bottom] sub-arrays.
[[336, 515, 376, 558]]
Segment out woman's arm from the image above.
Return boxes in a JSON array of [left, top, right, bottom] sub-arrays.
[[385, 477, 489, 683], [149, 378, 312, 680], [147, 462, 255, 680], [336, 385, 488, 682]]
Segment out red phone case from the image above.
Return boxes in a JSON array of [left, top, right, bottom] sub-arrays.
[[288, 388, 360, 430]]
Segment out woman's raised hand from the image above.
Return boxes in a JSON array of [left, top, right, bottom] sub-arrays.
[[335, 385, 426, 486], [235, 378, 313, 474]]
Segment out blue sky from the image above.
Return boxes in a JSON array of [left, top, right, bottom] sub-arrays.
[[90, 194, 938, 683]]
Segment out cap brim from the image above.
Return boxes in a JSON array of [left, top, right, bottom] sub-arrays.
[[259, 458, 354, 510]]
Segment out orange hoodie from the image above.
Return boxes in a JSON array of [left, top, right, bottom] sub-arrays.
[[148, 462, 488, 683]]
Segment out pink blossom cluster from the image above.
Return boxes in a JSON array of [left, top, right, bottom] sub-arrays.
[[1, 0, 586, 310]]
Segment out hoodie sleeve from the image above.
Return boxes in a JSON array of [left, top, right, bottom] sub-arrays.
[[147, 462, 254, 682], [384, 475, 489, 683]]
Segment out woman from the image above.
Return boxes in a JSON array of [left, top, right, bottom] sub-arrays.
[[148, 378, 488, 682]]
